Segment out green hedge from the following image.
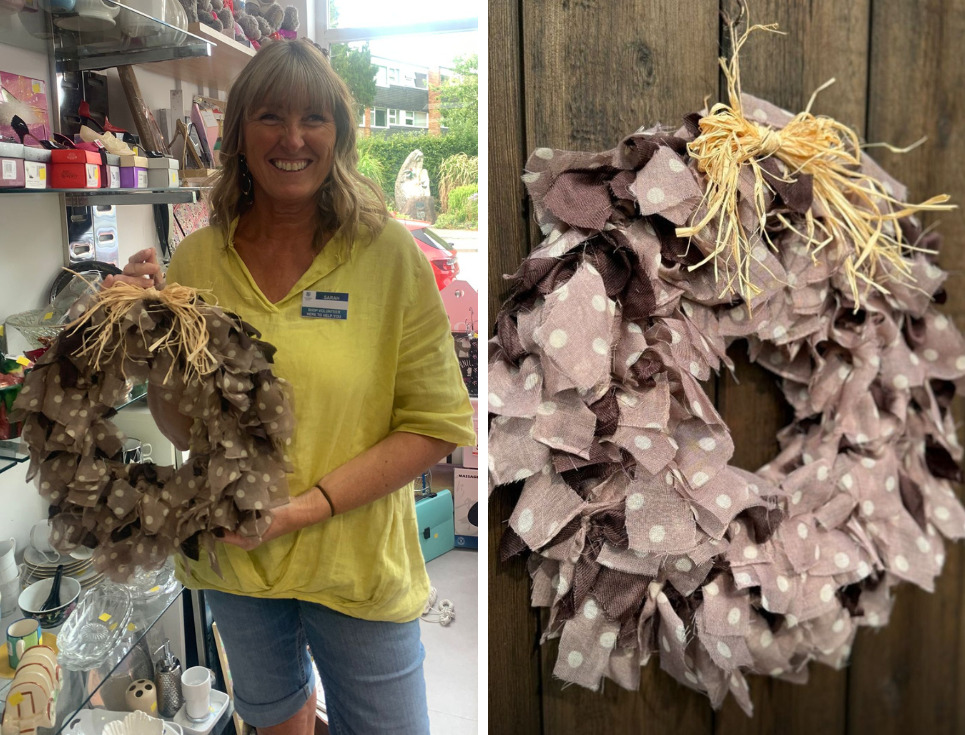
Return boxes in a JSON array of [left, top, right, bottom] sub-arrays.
[[358, 130, 478, 206], [435, 184, 478, 229]]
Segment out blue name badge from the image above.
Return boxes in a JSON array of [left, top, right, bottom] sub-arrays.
[[302, 291, 349, 320]]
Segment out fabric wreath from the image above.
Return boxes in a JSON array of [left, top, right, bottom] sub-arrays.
[[489, 31, 965, 716], [14, 283, 294, 582]]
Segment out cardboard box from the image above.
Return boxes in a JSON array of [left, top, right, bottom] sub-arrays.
[[23, 160, 47, 189], [0, 157, 25, 188], [51, 148, 101, 165], [453, 468, 478, 548], [147, 157, 179, 188], [119, 155, 148, 188], [50, 162, 100, 189]]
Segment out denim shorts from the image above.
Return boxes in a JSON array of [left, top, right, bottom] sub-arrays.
[[204, 591, 430, 734]]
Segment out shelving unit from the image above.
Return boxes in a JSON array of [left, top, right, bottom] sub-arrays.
[[146, 23, 255, 91], [0, 187, 201, 205]]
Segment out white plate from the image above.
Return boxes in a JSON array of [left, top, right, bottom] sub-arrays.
[[62, 709, 183, 735], [171, 690, 229, 735]]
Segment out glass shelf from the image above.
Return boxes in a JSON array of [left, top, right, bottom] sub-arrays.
[[0, 3, 211, 72], [0, 188, 201, 205], [0, 579, 185, 734], [0, 389, 147, 477]]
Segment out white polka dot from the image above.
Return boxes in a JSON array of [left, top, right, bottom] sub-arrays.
[[728, 607, 741, 626], [567, 650, 583, 667], [935, 314, 949, 330], [935, 506, 951, 521], [699, 437, 717, 451], [717, 641, 732, 659], [627, 493, 645, 511], [537, 401, 557, 415], [924, 349, 939, 362], [761, 630, 774, 648], [521, 171, 540, 184], [534, 147, 554, 160], [489, 392, 504, 408], [797, 523, 809, 539], [916, 537, 932, 554], [716, 494, 732, 509], [675, 558, 693, 572], [685, 671, 699, 684], [634, 435, 653, 451], [517, 508, 534, 533], [676, 625, 686, 643], [628, 322, 643, 334], [626, 351, 642, 367], [857, 561, 871, 577], [893, 374, 909, 390], [704, 581, 719, 596], [647, 187, 666, 204], [668, 157, 686, 173], [669, 329, 682, 345], [732, 309, 745, 323], [514, 469, 534, 481], [840, 473, 854, 489], [592, 338, 609, 356], [743, 545, 760, 561], [691, 401, 704, 418], [549, 329, 568, 348], [894, 555, 910, 572], [649, 525, 666, 543], [833, 619, 845, 634], [752, 107, 767, 121], [735, 572, 752, 586], [786, 614, 799, 628], [791, 490, 803, 505], [752, 245, 768, 262], [657, 591, 669, 605], [583, 599, 599, 620], [692, 472, 710, 487], [834, 552, 850, 569], [776, 575, 790, 593], [956, 356, 965, 371], [772, 325, 787, 340], [555, 575, 569, 594], [937, 553, 946, 567], [886, 476, 896, 492], [661, 635, 670, 652], [867, 612, 880, 626], [689, 361, 701, 377], [599, 632, 616, 648], [522, 374, 539, 391], [591, 294, 607, 312], [860, 458, 876, 469], [837, 365, 850, 380], [665, 472, 674, 486], [861, 500, 875, 516]]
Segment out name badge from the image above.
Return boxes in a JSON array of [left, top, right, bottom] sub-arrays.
[[302, 291, 349, 320]]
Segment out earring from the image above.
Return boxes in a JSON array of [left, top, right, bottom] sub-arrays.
[[239, 153, 254, 203]]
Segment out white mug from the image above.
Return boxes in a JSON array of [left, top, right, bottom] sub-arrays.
[[180, 666, 213, 721], [29, 520, 59, 563], [122, 437, 153, 464]]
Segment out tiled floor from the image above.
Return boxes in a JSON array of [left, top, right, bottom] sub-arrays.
[[421, 548, 478, 734]]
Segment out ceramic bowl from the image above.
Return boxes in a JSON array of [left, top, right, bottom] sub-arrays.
[[18, 576, 82, 629], [53, 0, 118, 31]]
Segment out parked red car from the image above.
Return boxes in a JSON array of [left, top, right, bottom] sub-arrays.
[[396, 218, 460, 291]]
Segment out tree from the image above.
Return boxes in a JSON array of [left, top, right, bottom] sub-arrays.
[[329, 43, 378, 112], [438, 54, 478, 138]]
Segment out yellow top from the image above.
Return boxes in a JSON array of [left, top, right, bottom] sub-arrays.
[[165, 218, 475, 622]]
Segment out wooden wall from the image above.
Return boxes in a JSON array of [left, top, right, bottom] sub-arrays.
[[487, 1, 965, 733]]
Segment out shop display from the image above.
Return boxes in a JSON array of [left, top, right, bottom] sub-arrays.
[[489, 24, 965, 715], [14, 282, 294, 581]]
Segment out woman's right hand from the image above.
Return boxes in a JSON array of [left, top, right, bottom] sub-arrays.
[[102, 247, 165, 289]]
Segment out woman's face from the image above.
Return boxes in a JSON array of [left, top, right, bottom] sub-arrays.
[[242, 102, 337, 207]]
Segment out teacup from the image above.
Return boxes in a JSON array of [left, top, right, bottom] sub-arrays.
[[6, 618, 42, 669]]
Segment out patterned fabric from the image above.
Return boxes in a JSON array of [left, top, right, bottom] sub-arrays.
[[489, 93, 965, 715]]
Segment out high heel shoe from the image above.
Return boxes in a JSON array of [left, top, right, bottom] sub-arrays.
[[79, 124, 135, 156], [11, 115, 69, 149], [78, 100, 139, 146]]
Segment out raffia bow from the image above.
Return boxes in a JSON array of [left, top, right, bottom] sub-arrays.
[[677, 23, 954, 308]]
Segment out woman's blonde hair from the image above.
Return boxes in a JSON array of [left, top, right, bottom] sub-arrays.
[[206, 38, 388, 247]]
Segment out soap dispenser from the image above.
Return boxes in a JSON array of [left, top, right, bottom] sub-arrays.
[[154, 640, 184, 717]]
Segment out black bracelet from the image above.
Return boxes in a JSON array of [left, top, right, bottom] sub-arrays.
[[315, 483, 336, 517]]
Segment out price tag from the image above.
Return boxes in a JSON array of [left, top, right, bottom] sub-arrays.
[[15, 356, 30, 367], [149, 586, 160, 593], [127, 623, 136, 631], [98, 613, 112, 622], [42, 311, 53, 321]]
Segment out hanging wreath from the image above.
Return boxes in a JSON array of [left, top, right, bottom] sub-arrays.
[[489, 23, 965, 716], [14, 283, 294, 582]]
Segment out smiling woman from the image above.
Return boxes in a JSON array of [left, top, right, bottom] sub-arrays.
[[107, 37, 475, 735]]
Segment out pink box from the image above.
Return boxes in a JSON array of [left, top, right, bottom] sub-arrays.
[[0, 157, 25, 188]]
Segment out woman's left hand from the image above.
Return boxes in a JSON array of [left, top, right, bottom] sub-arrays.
[[102, 247, 165, 290], [218, 487, 331, 550]]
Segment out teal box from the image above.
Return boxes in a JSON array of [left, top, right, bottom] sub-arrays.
[[416, 490, 455, 563]]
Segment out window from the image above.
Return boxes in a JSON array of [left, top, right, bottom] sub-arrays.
[[404, 110, 414, 126], [413, 111, 428, 127], [375, 66, 388, 87], [415, 72, 428, 89], [372, 108, 387, 127], [388, 67, 400, 84], [388, 109, 399, 125]]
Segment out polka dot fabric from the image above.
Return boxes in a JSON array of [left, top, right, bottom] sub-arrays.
[[489, 93, 965, 715], [14, 289, 294, 582]]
